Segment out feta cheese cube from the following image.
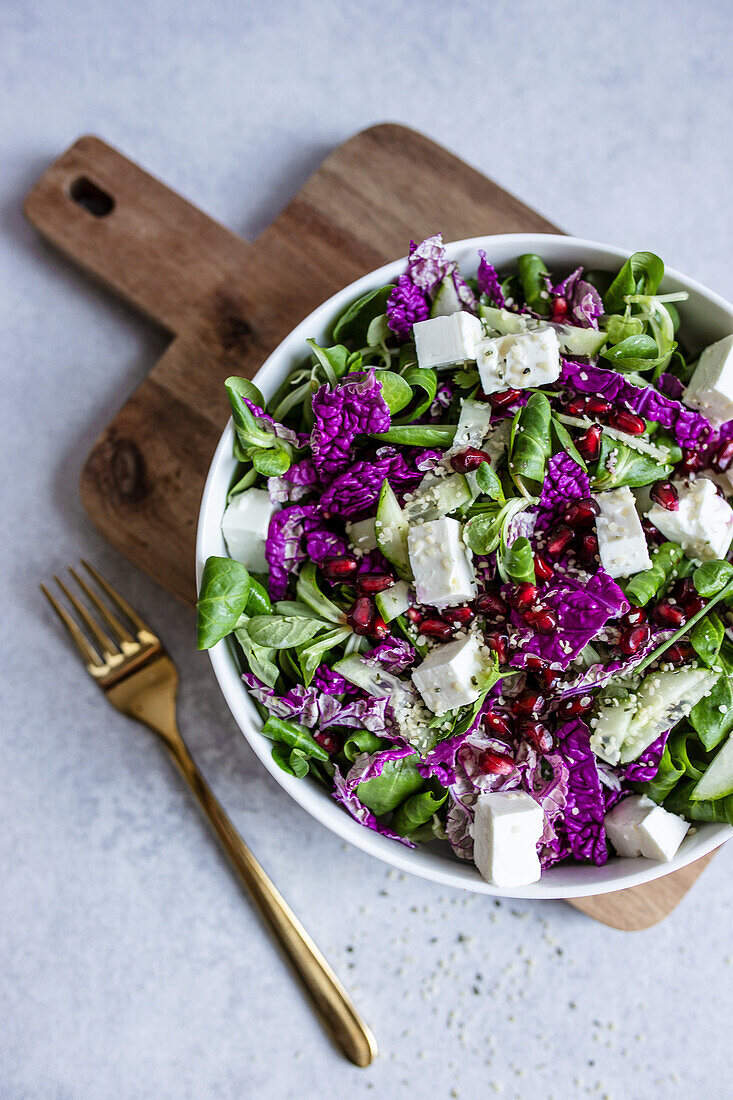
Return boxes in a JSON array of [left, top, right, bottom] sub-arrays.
[[647, 477, 733, 561], [411, 635, 483, 714], [604, 794, 689, 862], [413, 311, 484, 370], [476, 327, 560, 395], [594, 486, 651, 578], [221, 488, 278, 573], [345, 517, 378, 553], [683, 334, 733, 426], [407, 517, 476, 608], [472, 791, 544, 887]]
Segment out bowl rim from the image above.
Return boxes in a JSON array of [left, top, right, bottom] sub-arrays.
[[196, 232, 733, 900]]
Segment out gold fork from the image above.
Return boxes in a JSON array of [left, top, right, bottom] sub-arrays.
[[41, 561, 377, 1067]]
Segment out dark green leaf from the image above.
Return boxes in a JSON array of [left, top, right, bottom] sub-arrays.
[[474, 461, 505, 502], [261, 716, 329, 761], [642, 745, 686, 803], [196, 556, 251, 649], [252, 443, 292, 476], [245, 577, 272, 616], [271, 744, 311, 778], [693, 560, 733, 597], [342, 730, 387, 763], [297, 627, 350, 686], [592, 434, 672, 492], [604, 252, 665, 313], [246, 615, 324, 648], [307, 341, 360, 384], [463, 506, 504, 554], [517, 254, 551, 315], [508, 392, 552, 493], [225, 377, 273, 451], [624, 543, 683, 607], [296, 561, 344, 623], [392, 789, 448, 837], [234, 622, 279, 688], [332, 286, 393, 346], [227, 465, 257, 503], [664, 780, 733, 826], [394, 366, 438, 421], [497, 535, 535, 585], [371, 425, 457, 448], [373, 370, 413, 413], [550, 417, 587, 472], [690, 613, 724, 668], [689, 673, 733, 751], [357, 757, 425, 815]]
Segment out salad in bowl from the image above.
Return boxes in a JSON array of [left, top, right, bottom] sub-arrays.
[[197, 234, 733, 894]]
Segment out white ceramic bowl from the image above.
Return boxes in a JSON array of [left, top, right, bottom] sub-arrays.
[[196, 234, 733, 899]]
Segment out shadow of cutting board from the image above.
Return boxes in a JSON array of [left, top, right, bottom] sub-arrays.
[[23, 124, 720, 929]]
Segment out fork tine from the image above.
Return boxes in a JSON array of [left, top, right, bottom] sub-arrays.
[[68, 566, 136, 647], [54, 574, 119, 659], [80, 559, 154, 638], [40, 583, 105, 669]]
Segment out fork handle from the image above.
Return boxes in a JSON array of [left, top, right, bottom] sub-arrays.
[[164, 735, 377, 1067]]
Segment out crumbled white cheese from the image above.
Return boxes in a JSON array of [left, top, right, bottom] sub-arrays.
[[683, 333, 733, 425], [407, 517, 476, 608], [594, 486, 651, 578], [472, 791, 544, 887], [413, 312, 484, 370], [411, 635, 483, 715], [647, 477, 733, 561], [476, 328, 560, 394], [604, 795, 689, 862]]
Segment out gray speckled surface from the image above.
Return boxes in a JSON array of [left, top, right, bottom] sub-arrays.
[[2, 1, 733, 1096]]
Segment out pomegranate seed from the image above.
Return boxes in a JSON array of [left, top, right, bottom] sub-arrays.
[[621, 606, 647, 628], [585, 396, 613, 416], [313, 731, 342, 755], [653, 601, 686, 628], [478, 749, 516, 775], [483, 710, 514, 737], [484, 631, 508, 664], [523, 606, 558, 634], [641, 517, 663, 544], [576, 424, 602, 461], [670, 577, 695, 601], [476, 591, 509, 618], [619, 622, 651, 655], [683, 595, 706, 617], [508, 582, 538, 611], [545, 525, 575, 559], [489, 388, 522, 411], [513, 689, 546, 718], [562, 498, 600, 527], [712, 439, 733, 474], [523, 654, 546, 670], [450, 447, 491, 474], [518, 719, 554, 753], [419, 618, 454, 640], [356, 573, 394, 595], [371, 615, 390, 641], [533, 553, 554, 582], [442, 605, 476, 627], [557, 694, 595, 719], [578, 532, 599, 565], [566, 395, 590, 417], [321, 555, 358, 582], [347, 596, 376, 635], [665, 640, 695, 665], [551, 296, 568, 320], [537, 666, 562, 692], [677, 448, 704, 473], [649, 480, 679, 511], [609, 409, 646, 435], [406, 607, 422, 624]]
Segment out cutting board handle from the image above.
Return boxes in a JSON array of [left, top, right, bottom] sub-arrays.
[[24, 135, 249, 333]]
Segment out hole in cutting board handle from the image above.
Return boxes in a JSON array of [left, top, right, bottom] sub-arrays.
[[69, 176, 115, 217]]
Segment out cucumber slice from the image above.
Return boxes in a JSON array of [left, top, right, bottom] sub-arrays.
[[554, 323, 608, 358], [404, 472, 472, 523], [375, 580, 411, 622], [620, 667, 718, 764], [691, 733, 733, 800], [430, 275, 463, 317], [333, 654, 404, 699], [454, 398, 493, 448], [345, 516, 378, 553], [479, 304, 527, 334], [375, 481, 412, 580], [590, 690, 637, 765]]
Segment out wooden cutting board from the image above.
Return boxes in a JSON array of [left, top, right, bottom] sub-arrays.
[[23, 125, 719, 929]]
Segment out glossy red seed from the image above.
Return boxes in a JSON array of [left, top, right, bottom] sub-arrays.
[[677, 448, 704, 473], [557, 694, 595, 719], [508, 582, 538, 611], [478, 749, 516, 775], [576, 424, 603, 461], [551, 296, 568, 321], [562, 498, 600, 527], [649, 480, 679, 511], [450, 447, 492, 474], [523, 654, 546, 670], [442, 605, 476, 627], [665, 640, 695, 665], [578, 532, 600, 565], [313, 731, 342, 755], [484, 632, 508, 664], [641, 517, 663, 545], [537, 666, 562, 692], [585, 396, 613, 416], [405, 607, 422, 624], [670, 577, 696, 601], [619, 622, 651, 655], [483, 710, 514, 737], [513, 689, 546, 718], [683, 595, 706, 617], [565, 395, 590, 417], [476, 591, 509, 618], [489, 388, 522, 410], [321, 555, 359, 582], [356, 572, 394, 595], [371, 615, 390, 641], [347, 596, 376, 634], [518, 719, 554, 753], [609, 408, 646, 435], [621, 606, 647, 628], [523, 606, 558, 634], [653, 601, 687, 628], [533, 553, 554, 582], [545, 524, 575, 559], [712, 439, 733, 474], [419, 618, 455, 640]]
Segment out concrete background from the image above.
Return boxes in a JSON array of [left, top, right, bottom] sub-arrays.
[[2, 1, 732, 1096]]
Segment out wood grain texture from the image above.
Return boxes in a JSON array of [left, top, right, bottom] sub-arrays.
[[23, 124, 718, 929]]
